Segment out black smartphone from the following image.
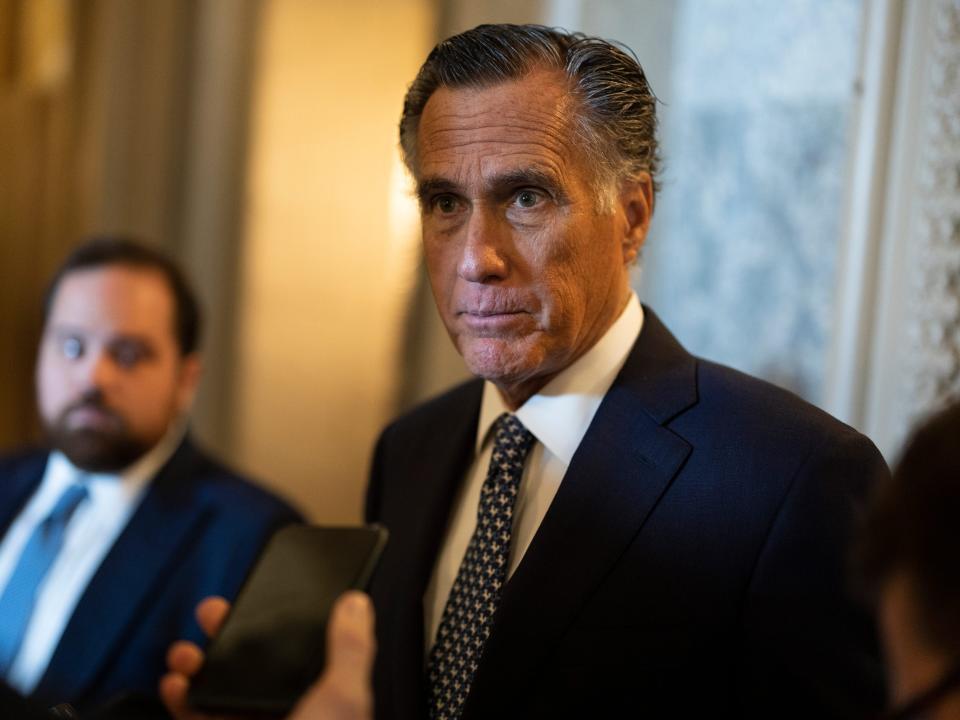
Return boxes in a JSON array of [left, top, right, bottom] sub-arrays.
[[187, 524, 388, 716]]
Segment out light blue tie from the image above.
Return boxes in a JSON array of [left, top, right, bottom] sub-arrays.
[[0, 482, 89, 675]]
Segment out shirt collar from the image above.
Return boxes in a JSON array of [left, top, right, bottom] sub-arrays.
[[475, 293, 644, 465], [44, 419, 187, 505]]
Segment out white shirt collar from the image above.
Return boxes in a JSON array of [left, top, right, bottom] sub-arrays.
[[475, 293, 644, 465]]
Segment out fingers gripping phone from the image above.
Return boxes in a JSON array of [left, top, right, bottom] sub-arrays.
[[187, 524, 387, 715]]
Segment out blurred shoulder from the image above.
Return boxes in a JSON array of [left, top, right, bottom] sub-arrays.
[[170, 438, 303, 523], [0, 447, 48, 475]]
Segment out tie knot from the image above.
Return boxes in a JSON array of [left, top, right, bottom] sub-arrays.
[[46, 483, 89, 527], [492, 413, 535, 457]]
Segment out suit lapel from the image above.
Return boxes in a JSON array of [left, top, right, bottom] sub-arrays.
[[0, 453, 48, 535], [398, 397, 483, 601], [34, 440, 212, 704], [464, 309, 698, 714], [376, 382, 483, 719]]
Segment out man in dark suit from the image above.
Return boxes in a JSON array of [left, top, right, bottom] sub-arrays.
[[365, 24, 887, 719], [0, 237, 300, 714], [154, 23, 886, 720]]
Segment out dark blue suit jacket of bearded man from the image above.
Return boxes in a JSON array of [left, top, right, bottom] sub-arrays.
[[0, 438, 301, 714], [366, 307, 887, 719]]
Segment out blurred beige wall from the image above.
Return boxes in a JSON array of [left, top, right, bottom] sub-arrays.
[[232, 0, 432, 522], [0, 0, 79, 448], [0, 0, 262, 457]]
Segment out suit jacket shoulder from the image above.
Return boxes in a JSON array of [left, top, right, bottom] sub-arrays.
[[0, 447, 48, 471], [160, 439, 302, 524], [696, 356, 879, 449]]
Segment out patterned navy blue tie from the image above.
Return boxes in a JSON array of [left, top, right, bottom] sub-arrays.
[[427, 413, 536, 720], [0, 482, 89, 675]]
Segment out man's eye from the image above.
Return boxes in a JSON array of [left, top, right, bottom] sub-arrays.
[[514, 190, 542, 208], [111, 343, 148, 368], [434, 195, 460, 214], [61, 336, 83, 360]]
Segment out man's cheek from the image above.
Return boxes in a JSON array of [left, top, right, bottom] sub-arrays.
[[37, 369, 63, 417]]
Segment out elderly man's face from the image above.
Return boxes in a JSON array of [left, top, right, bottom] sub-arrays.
[[415, 68, 651, 407], [36, 265, 201, 472]]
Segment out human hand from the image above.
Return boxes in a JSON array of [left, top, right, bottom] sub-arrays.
[[160, 596, 232, 720], [287, 592, 374, 720], [160, 592, 375, 720]]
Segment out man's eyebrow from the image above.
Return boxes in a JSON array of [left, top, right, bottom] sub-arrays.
[[417, 168, 568, 203], [492, 168, 560, 189], [416, 178, 461, 203]]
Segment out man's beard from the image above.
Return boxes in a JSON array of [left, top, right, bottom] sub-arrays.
[[43, 391, 155, 473]]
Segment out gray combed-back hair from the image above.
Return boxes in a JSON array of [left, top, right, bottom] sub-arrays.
[[399, 23, 661, 202]]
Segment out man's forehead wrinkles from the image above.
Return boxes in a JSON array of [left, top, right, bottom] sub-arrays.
[[423, 115, 568, 140], [424, 135, 568, 157], [420, 126, 573, 166], [424, 136, 567, 155], [423, 110, 567, 139], [422, 98, 569, 137], [425, 104, 566, 125]]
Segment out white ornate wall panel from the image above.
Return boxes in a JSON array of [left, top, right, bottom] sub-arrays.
[[855, 0, 960, 459]]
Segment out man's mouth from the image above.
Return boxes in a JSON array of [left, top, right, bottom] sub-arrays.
[[459, 309, 528, 333], [463, 309, 524, 317], [65, 404, 121, 430]]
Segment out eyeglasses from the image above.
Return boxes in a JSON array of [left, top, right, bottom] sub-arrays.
[[880, 664, 960, 720]]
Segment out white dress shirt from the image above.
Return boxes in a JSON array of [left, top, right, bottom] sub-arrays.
[[0, 423, 184, 693], [424, 293, 644, 649]]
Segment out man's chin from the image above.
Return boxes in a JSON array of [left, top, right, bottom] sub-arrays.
[[48, 428, 151, 473], [460, 339, 551, 389]]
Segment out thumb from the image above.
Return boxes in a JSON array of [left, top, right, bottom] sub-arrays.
[[289, 592, 375, 720]]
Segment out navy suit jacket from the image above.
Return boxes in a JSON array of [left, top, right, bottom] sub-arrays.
[[366, 309, 887, 719], [0, 437, 301, 714]]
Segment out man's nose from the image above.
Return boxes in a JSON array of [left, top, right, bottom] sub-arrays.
[[457, 206, 509, 283], [84, 350, 119, 390]]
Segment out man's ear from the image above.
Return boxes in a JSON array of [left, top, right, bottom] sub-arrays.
[[619, 173, 654, 265], [175, 353, 203, 413]]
